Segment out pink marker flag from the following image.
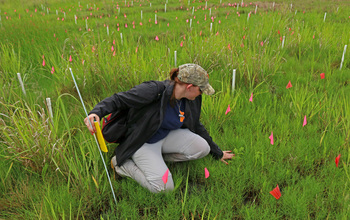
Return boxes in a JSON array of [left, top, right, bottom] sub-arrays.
[[320, 73, 325, 79], [204, 167, 210, 178], [225, 105, 231, 115], [286, 81, 292, 89], [303, 115, 307, 127], [269, 131, 274, 145], [42, 59, 46, 66], [335, 154, 341, 167], [249, 93, 253, 102], [51, 66, 55, 74], [162, 169, 169, 184], [69, 55, 72, 62]]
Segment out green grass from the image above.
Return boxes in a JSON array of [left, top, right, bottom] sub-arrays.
[[1, 0, 350, 219]]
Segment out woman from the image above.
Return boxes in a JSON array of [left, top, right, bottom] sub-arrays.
[[85, 63, 234, 193]]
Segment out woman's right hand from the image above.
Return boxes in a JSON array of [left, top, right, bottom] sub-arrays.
[[84, 114, 100, 134]]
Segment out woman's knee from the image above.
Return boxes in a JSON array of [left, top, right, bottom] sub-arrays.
[[187, 136, 210, 159], [148, 177, 174, 193]]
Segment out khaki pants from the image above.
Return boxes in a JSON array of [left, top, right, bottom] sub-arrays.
[[115, 128, 210, 193]]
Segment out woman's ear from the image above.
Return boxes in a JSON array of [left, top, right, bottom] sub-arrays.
[[186, 84, 193, 90]]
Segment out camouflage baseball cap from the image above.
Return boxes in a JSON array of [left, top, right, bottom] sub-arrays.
[[178, 63, 215, 95]]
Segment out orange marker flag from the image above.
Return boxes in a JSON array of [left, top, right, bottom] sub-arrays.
[[270, 185, 281, 200], [335, 154, 341, 167], [162, 169, 169, 184], [286, 81, 292, 89], [225, 105, 231, 115], [204, 167, 210, 178]]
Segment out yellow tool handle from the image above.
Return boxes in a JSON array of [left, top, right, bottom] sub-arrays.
[[94, 121, 108, 152]]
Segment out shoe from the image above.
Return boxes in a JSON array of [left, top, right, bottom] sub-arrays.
[[111, 156, 122, 180]]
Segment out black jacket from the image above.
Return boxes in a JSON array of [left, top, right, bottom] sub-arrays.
[[89, 80, 223, 166]]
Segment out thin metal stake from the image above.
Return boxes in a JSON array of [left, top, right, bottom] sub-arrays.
[[69, 68, 118, 207]]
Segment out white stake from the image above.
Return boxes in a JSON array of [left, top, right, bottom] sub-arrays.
[[192, 6, 195, 15], [141, 10, 143, 20], [282, 36, 285, 48], [150, 3, 151, 7], [131, 1, 133, 6], [209, 8, 211, 16], [118, 8, 120, 14], [107, 26, 109, 35], [165, 4, 166, 13], [255, 5, 257, 14], [47, 8, 49, 14], [155, 14, 157, 23], [290, 3, 292, 10], [210, 22, 212, 32], [273, 2, 275, 8], [232, 69, 236, 93], [64, 12, 66, 19], [69, 68, 118, 208], [237, 4, 239, 10], [190, 19, 192, 28], [56, 10, 58, 15], [340, 45, 347, 70], [17, 73, 26, 96], [74, 15, 77, 24], [120, 33, 123, 45], [295, 10, 297, 15], [205, 1, 207, 9], [174, 51, 177, 67], [85, 19, 88, 30], [323, 12, 327, 22], [247, 12, 250, 22], [46, 98, 54, 124]]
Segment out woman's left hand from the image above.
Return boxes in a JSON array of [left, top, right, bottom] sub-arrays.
[[220, 151, 235, 165]]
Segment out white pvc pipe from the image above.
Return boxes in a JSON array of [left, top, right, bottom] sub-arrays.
[[340, 45, 347, 70], [17, 73, 26, 96], [232, 69, 236, 93]]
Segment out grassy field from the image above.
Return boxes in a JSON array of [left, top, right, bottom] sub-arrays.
[[1, 0, 350, 219]]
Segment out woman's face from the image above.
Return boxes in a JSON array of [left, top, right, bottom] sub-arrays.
[[185, 84, 202, 100]]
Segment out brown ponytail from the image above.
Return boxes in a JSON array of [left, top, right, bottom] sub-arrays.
[[169, 68, 179, 81], [169, 68, 182, 107]]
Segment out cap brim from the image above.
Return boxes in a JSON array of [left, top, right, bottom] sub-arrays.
[[200, 84, 215, 95]]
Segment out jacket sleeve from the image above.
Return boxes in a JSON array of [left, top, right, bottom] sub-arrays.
[[88, 81, 162, 119], [185, 96, 223, 160]]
